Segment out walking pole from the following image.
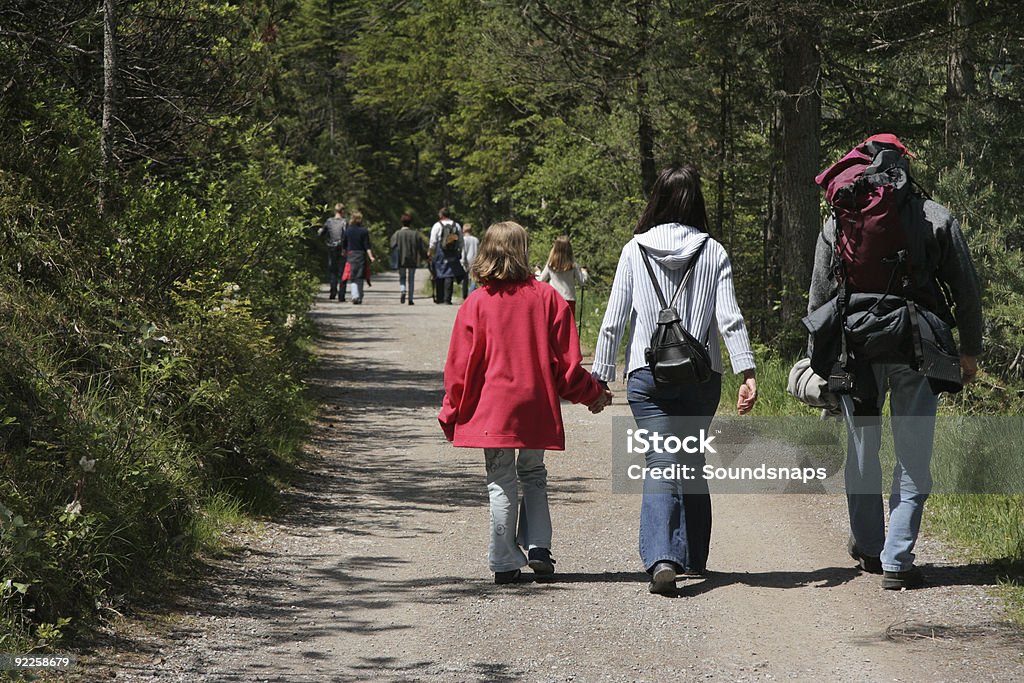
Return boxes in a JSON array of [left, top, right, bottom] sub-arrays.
[[577, 282, 585, 337]]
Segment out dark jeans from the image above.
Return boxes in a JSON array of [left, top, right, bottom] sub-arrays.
[[399, 267, 417, 302], [626, 368, 722, 574], [326, 246, 344, 296], [435, 277, 454, 304]]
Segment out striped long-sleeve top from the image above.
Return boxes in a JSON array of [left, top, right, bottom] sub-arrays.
[[592, 223, 756, 383]]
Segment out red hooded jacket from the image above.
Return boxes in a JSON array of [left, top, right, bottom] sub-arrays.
[[439, 278, 603, 450]]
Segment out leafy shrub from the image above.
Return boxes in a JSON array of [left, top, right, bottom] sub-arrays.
[[0, 126, 318, 648]]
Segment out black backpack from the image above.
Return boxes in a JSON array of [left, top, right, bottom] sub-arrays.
[[638, 238, 713, 386], [440, 221, 462, 256]]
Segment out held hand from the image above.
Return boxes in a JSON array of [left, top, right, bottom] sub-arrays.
[[737, 374, 757, 415], [961, 355, 979, 384], [588, 389, 614, 414]]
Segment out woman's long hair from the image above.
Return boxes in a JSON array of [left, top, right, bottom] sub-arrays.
[[633, 164, 709, 235]]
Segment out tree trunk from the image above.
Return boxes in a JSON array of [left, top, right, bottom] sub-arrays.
[[716, 57, 730, 240], [635, 0, 656, 196], [945, 0, 976, 159], [327, 0, 336, 157], [99, 0, 118, 217], [774, 20, 821, 350]]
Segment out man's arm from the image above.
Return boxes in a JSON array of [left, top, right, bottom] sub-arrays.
[[427, 222, 441, 255], [935, 212, 984, 357], [807, 225, 836, 314]]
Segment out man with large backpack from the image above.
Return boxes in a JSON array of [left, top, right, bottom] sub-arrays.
[[428, 207, 466, 305], [806, 133, 983, 590]]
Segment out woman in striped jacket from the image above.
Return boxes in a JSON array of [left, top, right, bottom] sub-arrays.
[[592, 164, 758, 595]]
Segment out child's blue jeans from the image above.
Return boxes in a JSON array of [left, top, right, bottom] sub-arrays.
[[484, 448, 551, 572]]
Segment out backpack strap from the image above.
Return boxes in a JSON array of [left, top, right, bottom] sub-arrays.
[[638, 236, 710, 338], [906, 299, 925, 371], [832, 214, 852, 372], [638, 245, 670, 310], [669, 238, 709, 309]]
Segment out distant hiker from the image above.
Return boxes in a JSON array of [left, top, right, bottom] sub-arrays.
[[592, 164, 757, 596], [318, 203, 347, 301], [439, 221, 613, 585], [390, 213, 428, 305], [342, 211, 375, 305], [460, 223, 480, 299], [428, 207, 465, 304], [808, 134, 983, 590], [537, 236, 588, 317]]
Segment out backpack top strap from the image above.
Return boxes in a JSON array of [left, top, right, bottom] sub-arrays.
[[637, 236, 709, 308], [668, 237, 709, 308], [637, 245, 669, 309]]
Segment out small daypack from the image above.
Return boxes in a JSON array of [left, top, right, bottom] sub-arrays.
[[638, 238, 712, 387], [440, 221, 461, 256]]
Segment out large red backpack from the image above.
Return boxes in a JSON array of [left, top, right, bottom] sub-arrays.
[[815, 134, 914, 294], [813, 135, 960, 394]]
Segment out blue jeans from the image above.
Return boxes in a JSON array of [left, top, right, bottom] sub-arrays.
[[627, 368, 722, 574], [399, 267, 416, 301], [484, 448, 551, 572], [841, 364, 938, 572]]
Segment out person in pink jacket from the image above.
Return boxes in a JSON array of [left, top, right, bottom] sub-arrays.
[[439, 221, 613, 584]]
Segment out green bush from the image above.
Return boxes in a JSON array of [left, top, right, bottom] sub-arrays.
[[0, 125, 318, 649]]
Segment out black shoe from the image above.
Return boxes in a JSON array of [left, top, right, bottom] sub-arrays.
[[408, 300, 414, 306], [527, 548, 556, 576], [329, 292, 337, 300], [494, 569, 521, 585], [882, 566, 924, 590], [648, 561, 677, 595], [352, 298, 362, 305], [401, 292, 406, 304], [848, 535, 883, 574]]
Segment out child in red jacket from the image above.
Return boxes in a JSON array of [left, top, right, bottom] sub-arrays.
[[439, 221, 612, 584]]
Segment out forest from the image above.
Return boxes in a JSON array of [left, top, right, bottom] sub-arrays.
[[2, 0, 1023, 649]]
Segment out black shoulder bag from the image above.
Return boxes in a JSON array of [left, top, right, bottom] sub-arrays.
[[638, 238, 713, 386]]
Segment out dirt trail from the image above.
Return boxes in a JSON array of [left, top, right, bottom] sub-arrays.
[[83, 273, 1023, 682]]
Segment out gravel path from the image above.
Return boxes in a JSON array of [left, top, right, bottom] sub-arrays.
[[75, 273, 1024, 682]]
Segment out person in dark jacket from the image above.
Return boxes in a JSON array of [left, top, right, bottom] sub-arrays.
[[390, 213, 428, 305], [318, 203, 347, 301], [807, 133, 983, 590], [342, 211, 375, 305]]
